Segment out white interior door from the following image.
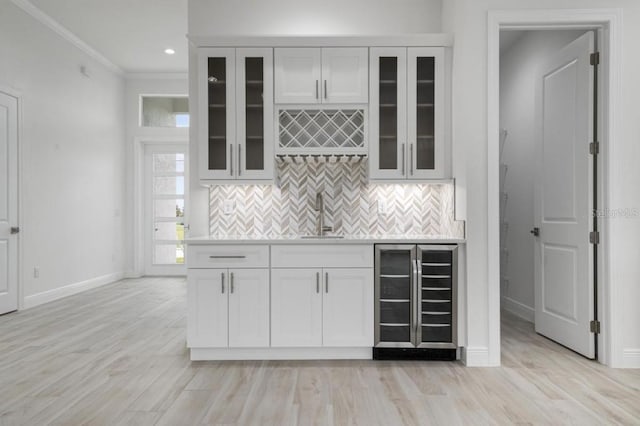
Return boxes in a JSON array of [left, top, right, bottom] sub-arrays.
[[144, 144, 188, 275], [534, 32, 595, 359], [0, 91, 18, 315]]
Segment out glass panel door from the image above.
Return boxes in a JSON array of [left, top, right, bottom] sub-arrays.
[[375, 245, 416, 347], [236, 48, 274, 180], [418, 246, 456, 347], [208, 57, 228, 172], [145, 145, 188, 275], [407, 47, 445, 179], [369, 48, 407, 180]]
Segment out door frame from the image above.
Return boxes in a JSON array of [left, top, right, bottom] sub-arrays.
[[487, 9, 622, 366], [133, 137, 189, 276], [0, 84, 23, 311]]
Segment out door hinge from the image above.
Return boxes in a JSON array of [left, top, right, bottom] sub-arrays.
[[589, 231, 600, 244], [589, 142, 600, 155], [590, 320, 601, 334], [590, 52, 600, 66]]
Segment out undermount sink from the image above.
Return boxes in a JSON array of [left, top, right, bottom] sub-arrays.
[[300, 235, 345, 239]]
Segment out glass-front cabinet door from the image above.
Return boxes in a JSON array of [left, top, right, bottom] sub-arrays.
[[407, 47, 445, 179], [369, 47, 446, 180], [369, 48, 407, 180], [198, 47, 273, 182], [375, 245, 416, 347], [236, 48, 274, 180]]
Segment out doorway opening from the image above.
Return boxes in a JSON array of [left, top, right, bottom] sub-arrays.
[[143, 144, 189, 276], [498, 28, 604, 362]]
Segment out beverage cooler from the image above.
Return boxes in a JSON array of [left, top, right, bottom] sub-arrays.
[[373, 244, 458, 360]]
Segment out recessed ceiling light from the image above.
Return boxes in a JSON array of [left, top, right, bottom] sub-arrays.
[[164, 48, 175, 55]]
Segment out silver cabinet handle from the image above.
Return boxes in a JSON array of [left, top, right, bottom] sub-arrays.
[[410, 144, 414, 176], [230, 144, 234, 176], [238, 144, 242, 176], [221, 272, 225, 294], [316, 272, 320, 293], [230, 272, 234, 294], [324, 80, 327, 99], [401, 143, 406, 176], [315, 80, 319, 99], [325, 272, 329, 293], [10, 227, 20, 234], [209, 255, 246, 259]]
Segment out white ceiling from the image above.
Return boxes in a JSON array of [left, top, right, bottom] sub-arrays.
[[28, 0, 188, 73]]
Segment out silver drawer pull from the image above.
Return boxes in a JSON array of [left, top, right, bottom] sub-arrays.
[[316, 272, 320, 293], [325, 272, 329, 293], [230, 272, 234, 294], [209, 255, 247, 259], [221, 272, 225, 293]]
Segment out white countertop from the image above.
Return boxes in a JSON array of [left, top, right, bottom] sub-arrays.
[[185, 235, 465, 245]]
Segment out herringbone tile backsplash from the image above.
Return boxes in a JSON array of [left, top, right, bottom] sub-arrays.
[[209, 160, 464, 238]]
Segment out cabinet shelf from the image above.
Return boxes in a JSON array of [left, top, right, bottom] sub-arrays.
[[423, 287, 451, 291], [380, 80, 398, 84], [209, 136, 226, 140], [208, 104, 226, 108], [246, 80, 264, 85], [417, 135, 435, 139], [246, 104, 264, 108], [417, 79, 434, 84], [380, 274, 410, 278], [417, 103, 434, 108], [379, 135, 397, 140], [380, 299, 410, 303], [379, 104, 398, 108]]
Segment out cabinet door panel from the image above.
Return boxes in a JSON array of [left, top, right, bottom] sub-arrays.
[[198, 48, 235, 180], [236, 48, 274, 180], [274, 48, 321, 104], [407, 47, 445, 179], [187, 269, 228, 347], [323, 268, 374, 347], [228, 269, 270, 347], [322, 48, 369, 103], [271, 269, 322, 347], [369, 48, 407, 180]]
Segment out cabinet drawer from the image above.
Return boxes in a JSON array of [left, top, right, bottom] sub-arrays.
[[271, 245, 373, 268], [187, 245, 269, 269]]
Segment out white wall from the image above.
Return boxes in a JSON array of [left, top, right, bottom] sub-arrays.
[[124, 76, 188, 276], [443, 0, 640, 367], [499, 30, 586, 322], [0, 2, 126, 306], [188, 0, 442, 36]]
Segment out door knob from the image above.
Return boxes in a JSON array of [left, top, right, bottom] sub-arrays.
[[10, 227, 20, 234], [530, 227, 540, 237]]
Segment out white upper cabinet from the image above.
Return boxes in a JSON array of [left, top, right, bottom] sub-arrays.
[[369, 47, 448, 180], [275, 48, 368, 104], [198, 47, 273, 182]]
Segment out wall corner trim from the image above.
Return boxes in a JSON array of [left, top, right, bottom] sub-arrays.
[[9, 0, 124, 75], [23, 272, 124, 309]]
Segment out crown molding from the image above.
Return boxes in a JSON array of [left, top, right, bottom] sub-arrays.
[[10, 0, 124, 75]]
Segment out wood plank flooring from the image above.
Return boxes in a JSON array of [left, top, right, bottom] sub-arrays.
[[1, 277, 639, 425]]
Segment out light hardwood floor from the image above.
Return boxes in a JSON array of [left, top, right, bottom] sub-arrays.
[[1, 277, 638, 425]]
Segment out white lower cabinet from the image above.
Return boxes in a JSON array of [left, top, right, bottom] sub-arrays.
[[271, 267, 374, 348], [271, 269, 323, 347], [187, 267, 269, 349]]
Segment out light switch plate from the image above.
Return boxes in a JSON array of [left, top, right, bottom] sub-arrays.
[[377, 200, 388, 215], [223, 199, 235, 215]]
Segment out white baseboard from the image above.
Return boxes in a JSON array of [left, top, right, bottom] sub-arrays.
[[23, 272, 124, 309], [462, 346, 491, 366], [124, 271, 143, 279], [622, 349, 640, 368], [502, 296, 535, 323]]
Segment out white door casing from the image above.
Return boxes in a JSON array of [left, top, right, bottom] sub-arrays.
[[0, 91, 18, 315], [228, 268, 270, 347], [534, 32, 595, 359]]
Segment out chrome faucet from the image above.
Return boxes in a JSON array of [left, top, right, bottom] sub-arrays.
[[315, 192, 333, 236]]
